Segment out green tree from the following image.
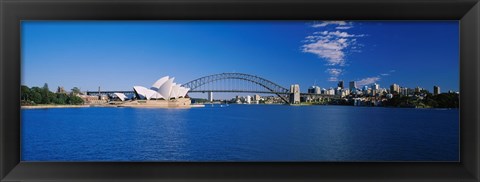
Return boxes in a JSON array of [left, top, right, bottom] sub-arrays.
[[55, 93, 68, 105], [21, 85, 31, 101], [31, 92, 42, 104], [68, 95, 84, 105]]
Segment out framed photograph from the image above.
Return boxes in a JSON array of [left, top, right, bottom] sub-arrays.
[[1, 0, 479, 181]]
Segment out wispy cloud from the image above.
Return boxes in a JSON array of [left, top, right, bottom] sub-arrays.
[[302, 22, 365, 67], [326, 68, 343, 81], [336, 26, 353, 30], [302, 21, 366, 82], [356, 70, 395, 87], [356, 77, 381, 86], [311, 21, 347, 27]]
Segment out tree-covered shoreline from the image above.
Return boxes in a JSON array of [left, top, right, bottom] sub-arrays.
[[21, 84, 84, 105]]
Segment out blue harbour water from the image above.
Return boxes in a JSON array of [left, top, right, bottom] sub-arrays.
[[21, 105, 459, 161]]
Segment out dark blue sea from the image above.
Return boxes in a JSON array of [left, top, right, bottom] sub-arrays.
[[21, 105, 459, 161]]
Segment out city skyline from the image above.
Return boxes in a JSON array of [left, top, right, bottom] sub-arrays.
[[21, 21, 459, 98]]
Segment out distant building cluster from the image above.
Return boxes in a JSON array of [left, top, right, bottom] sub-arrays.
[[303, 80, 450, 98], [233, 94, 263, 104]]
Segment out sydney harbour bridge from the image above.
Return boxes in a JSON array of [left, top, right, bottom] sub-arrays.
[[86, 72, 337, 104]]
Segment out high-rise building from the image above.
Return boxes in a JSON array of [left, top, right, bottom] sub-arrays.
[[372, 83, 380, 90], [246, 95, 252, 104], [415, 86, 423, 93], [401, 87, 408, 96], [253, 94, 261, 101], [208, 91, 213, 102], [433, 86, 441, 95], [308, 86, 321, 94], [363, 85, 369, 91], [390, 84, 400, 94], [337, 81, 344, 89], [349, 81, 356, 91]]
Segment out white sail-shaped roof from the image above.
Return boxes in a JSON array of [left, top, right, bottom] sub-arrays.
[[150, 92, 164, 99], [133, 86, 159, 100], [114, 93, 128, 101], [133, 86, 147, 100], [158, 77, 174, 100], [171, 84, 181, 99], [178, 87, 190, 98], [150, 76, 169, 91]]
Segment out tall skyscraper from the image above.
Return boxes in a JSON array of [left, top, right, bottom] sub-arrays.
[[337, 81, 344, 89], [433, 86, 441, 95], [372, 83, 380, 90], [415, 86, 423, 93], [349, 81, 356, 91], [208, 91, 213, 102], [390, 84, 400, 94], [308, 86, 321, 94]]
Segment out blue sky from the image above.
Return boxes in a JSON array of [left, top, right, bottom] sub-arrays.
[[22, 21, 459, 98]]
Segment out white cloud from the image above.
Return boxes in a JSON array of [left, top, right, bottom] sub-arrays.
[[302, 21, 367, 82], [312, 21, 347, 28], [380, 73, 390, 76], [302, 30, 364, 66], [336, 26, 353, 30], [356, 77, 381, 86], [326, 68, 342, 76], [326, 68, 343, 82], [328, 77, 339, 82]]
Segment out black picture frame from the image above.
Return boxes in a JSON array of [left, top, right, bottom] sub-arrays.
[[1, 0, 479, 181]]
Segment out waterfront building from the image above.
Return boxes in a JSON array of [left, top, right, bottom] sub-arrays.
[[208, 92, 213, 102], [434, 86, 441, 95], [335, 87, 342, 96], [341, 89, 350, 97], [308, 86, 321, 94], [338, 81, 344, 89], [365, 88, 372, 96], [290, 84, 300, 104], [254, 94, 261, 101], [372, 83, 379, 90], [326, 88, 335, 95], [390, 84, 400, 94], [78, 95, 108, 105], [307, 86, 315, 94], [372, 89, 378, 97], [401, 87, 409, 96], [246, 95, 252, 104], [363, 85, 369, 91], [415, 86, 423, 93], [407, 88, 415, 95], [113, 93, 135, 101], [349, 81, 356, 91], [129, 76, 190, 100]]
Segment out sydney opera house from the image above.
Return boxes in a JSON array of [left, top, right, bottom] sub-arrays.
[[114, 76, 191, 108]]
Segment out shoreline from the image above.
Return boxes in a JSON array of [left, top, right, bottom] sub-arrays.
[[22, 103, 206, 109], [21, 105, 91, 109]]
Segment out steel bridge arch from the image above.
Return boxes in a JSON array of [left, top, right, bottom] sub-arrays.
[[181, 73, 290, 103]]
